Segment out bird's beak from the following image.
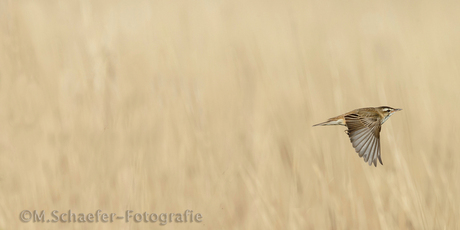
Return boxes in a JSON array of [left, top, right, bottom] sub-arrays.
[[394, 108, 402, 112]]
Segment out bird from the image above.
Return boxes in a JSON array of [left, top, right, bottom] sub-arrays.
[[313, 106, 402, 167]]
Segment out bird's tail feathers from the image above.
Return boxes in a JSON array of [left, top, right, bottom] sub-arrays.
[[313, 116, 347, 127], [313, 120, 338, 127]]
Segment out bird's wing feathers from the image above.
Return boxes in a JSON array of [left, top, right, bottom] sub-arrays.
[[344, 114, 382, 166]]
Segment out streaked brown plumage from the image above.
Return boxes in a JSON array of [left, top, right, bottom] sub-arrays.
[[313, 106, 402, 167]]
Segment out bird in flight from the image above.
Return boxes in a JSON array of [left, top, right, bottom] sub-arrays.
[[313, 106, 402, 167]]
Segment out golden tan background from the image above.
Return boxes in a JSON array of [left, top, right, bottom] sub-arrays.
[[1, 0, 459, 229]]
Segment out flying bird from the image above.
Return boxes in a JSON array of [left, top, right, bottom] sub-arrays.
[[313, 106, 402, 167]]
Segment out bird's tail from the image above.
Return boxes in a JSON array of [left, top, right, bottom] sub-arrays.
[[312, 120, 335, 127], [313, 118, 345, 127]]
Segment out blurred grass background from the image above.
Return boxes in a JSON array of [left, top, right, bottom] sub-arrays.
[[1, 0, 459, 229]]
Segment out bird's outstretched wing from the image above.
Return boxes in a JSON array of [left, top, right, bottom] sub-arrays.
[[344, 113, 382, 166]]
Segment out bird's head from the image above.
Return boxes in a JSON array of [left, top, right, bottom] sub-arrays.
[[378, 106, 402, 124]]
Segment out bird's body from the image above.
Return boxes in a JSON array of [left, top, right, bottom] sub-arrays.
[[313, 106, 402, 167]]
